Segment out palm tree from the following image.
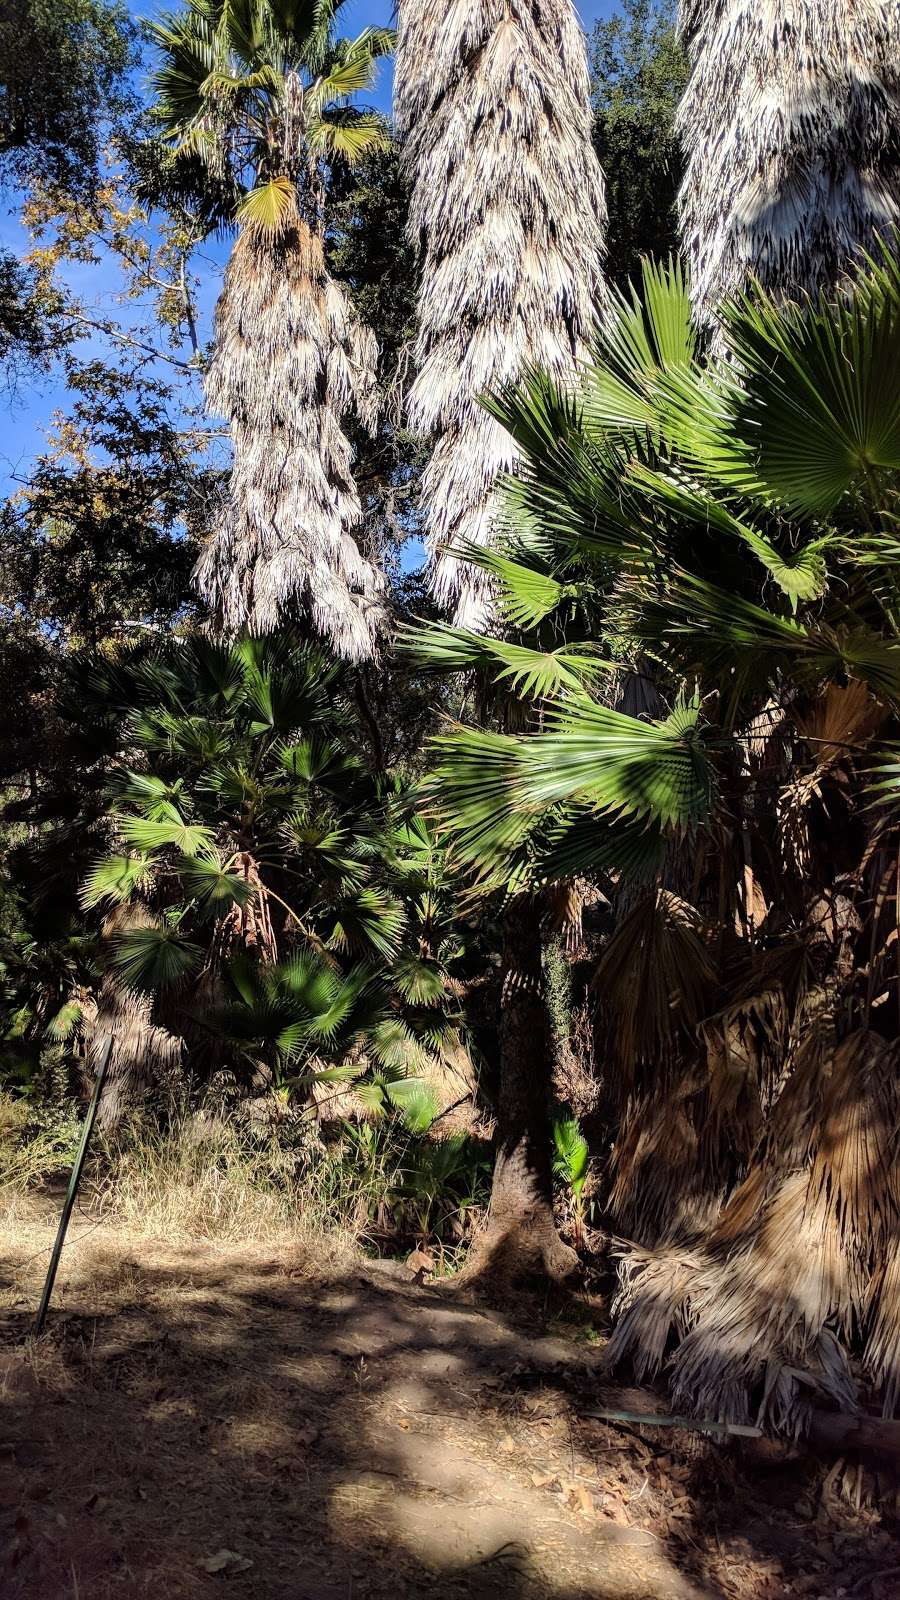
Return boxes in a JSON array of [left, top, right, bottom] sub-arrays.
[[393, 0, 607, 630], [677, 0, 900, 323], [150, 0, 393, 658], [410, 247, 900, 1424], [64, 632, 471, 1121]]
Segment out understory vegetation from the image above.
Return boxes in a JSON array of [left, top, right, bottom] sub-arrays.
[[3, 0, 900, 1471]]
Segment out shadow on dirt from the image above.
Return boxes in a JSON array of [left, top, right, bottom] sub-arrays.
[[1, 1243, 897, 1599]]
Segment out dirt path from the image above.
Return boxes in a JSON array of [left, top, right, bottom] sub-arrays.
[[1, 1230, 898, 1599]]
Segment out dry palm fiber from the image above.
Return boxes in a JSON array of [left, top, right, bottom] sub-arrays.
[[592, 889, 716, 1090], [195, 219, 385, 659], [604, 1243, 702, 1382], [677, 0, 900, 323], [607, 1031, 900, 1431], [394, 0, 607, 627], [605, 1083, 736, 1244], [80, 905, 184, 1130], [672, 1169, 859, 1433]]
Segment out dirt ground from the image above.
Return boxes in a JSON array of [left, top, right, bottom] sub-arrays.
[[2, 1221, 900, 1600]]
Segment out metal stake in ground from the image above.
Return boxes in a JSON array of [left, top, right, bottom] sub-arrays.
[[32, 1034, 114, 1338]]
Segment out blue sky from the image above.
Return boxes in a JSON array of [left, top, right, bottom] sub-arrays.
[[0, 0, 617, 501]]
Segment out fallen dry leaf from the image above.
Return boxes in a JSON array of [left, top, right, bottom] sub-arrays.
[[564, 1482, 595, 1515], [199, 1549, 254, 1574]]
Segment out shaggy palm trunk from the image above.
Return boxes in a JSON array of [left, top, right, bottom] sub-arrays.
[[677, 0, 900, 323], [394, 0, 607, 628], [87, 977, 182, 1132], [462, 896, 578, 1287], [195, 218, 386, 659]]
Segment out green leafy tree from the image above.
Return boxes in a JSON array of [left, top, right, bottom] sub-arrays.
[[590, 0, 687, 282], [0, 0, 135, 196], [0, 363, 215, 651]]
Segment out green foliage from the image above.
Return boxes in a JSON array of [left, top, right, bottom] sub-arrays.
[[409, 246, 900, 908], [149, 0, 393, 231], [0, 363, 213, 650], [552, 1116, 590, 1201], [590, 0, 688, 282], [0, 0, 136, 196], [2, 629, 476, 1129]]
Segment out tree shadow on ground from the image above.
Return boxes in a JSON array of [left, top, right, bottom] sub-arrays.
[[1, 1239, 897, 1599]]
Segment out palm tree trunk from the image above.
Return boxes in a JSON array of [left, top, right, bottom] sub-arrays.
[[677, 0, 900, 324], [394, 0, 607, 628], [461, 896, 578, 1287]]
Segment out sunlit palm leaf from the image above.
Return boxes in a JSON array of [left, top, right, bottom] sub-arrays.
[[236, 175, 297, 236], [109, 926, 204, 992], [81, 854, 157, 910]]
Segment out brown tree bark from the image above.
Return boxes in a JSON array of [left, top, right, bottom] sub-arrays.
[[459, 895, 579, 1289]]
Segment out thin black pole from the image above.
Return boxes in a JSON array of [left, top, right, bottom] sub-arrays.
[[32, 1034, 114, 1338]]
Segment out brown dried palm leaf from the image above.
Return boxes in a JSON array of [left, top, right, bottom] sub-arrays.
[[678, 0, 900, 323], [394, 0, 607, 626], [542, 878, 584, 951], [808, 1031, 900, 1271], [196, 219, 385, 658], [669, 1170, 859, 1433], [83, 904, 184, 1130], [603, 1242, 702, 1382], [606, 1079, 727, 1244], [592, 889, 716, 1085], [793, 679, 887, 771], [83, 978, 183, 1133], [864, 1238, 900, 1418]]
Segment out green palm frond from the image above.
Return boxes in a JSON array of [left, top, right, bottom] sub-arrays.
[[626, 465, 833, 608], [305, 25, 394, 111], [427, 698, 712, 878], [552, 1116, 589, 1198], [109, 926, 204, 992], [383, 1074, 436, 1133], [81, 854, 157, 910], [582, 255, 698, 439], [511, 696, 714, 826], [109, 770, 187, 820], [448, 540, 570, 629], [118, 815, 215, 858], [391, 954, 447, 1005], [721, 246, 900, 515], [236, 175, 297, 235], [178, 854, 257, 916], [406, 620, 612, 699], [309, 110, 390, 162], [537, 810, 667, 883], [45, 999, 84, 1043], [867, 743, 900, 812], [368, 1017, 432, 1074], [328, 888, 406, 960]]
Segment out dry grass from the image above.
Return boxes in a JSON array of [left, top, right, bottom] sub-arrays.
[[93, 1118, 362, 1256], [0, 1107, 362, 1324]]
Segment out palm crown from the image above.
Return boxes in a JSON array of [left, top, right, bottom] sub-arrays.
[[409, 246, 900, 897], [150, 0, 393, 236]]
